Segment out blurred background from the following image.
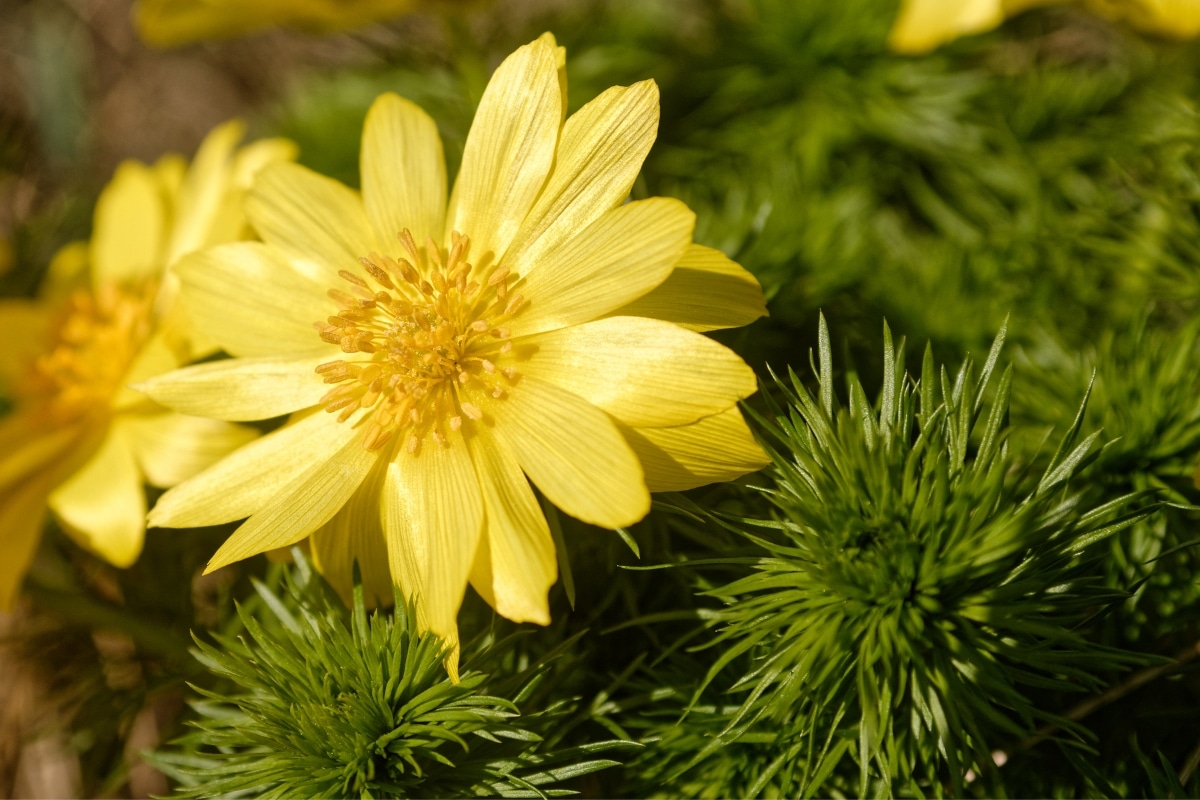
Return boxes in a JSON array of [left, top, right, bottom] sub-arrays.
[[3, 0, 1200, 796]]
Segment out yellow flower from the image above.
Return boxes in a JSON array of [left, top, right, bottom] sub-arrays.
[[889, 0, 1200, 52], [134, 0, 419, 48], [139, 34, 769, 678], [0, 121, 296, 611], [889, 0, 1059, 53], [1091, 0, 1200, 36]]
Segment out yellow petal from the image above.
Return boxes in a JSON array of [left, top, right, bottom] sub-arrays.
[[622, 406, 769, 492], [90, 161, 167, 287], [205, 432, 379, 571], [513, 316, 758, 427], [133, 349, 331, 421], [384, 431, 484, 681], [1120, 0, 1200, 36], [505, 80, 659, 276], [231, 137, 300, 188], [510, 198, 694, 336], [111, 331, 180, 413], [480, 374, 649, 529], [361, 93, 446, 250], [48, 425, 145, 568], [123, 412, 258, 488], [42, 240, 91, 303], [889, 0, 1004, 53], [605, 244, 768, 332], [446, 37, 561, 262], [203, 137, 301, 248], [150, 408, 354, 528], [174, 242, 334, 358], [0, 299, 51, 392], [466, 422, 554, 625], [0, 416, 95, 494], [0, 472, 57, 611], [246, 161, 379, 283], [310, 459, 394, 607], [162, 119, 244, 266]]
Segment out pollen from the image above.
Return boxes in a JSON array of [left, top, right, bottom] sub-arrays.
[[314, 229, 524, 453], [20, 283, 157, 425]]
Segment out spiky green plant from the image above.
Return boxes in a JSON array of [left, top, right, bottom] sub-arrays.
[[619, 317, 1155, 797], [150, 555, 637, 798]]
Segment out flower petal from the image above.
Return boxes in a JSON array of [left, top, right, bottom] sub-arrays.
[[133, 349, 332, 421], [509, 198, 694, 336], [162, 119, 244, 265], [0, 416, 96, 494], [48, 424, 145, 568], [466, 422, 554, 625], [479, 374, 649, 528], [622, 406, 769, 492], [505, 80, 659, 276], [174, 242, 334, 358], [446, 37, 561, 262], [201, 136, 301, 249], [90, 161, 167, 288], [384, 431, 484, 681], [0, 299, 52, 392], [0, 472, 57, 611], [246, 161, 379, 283], [511, 316, 757, 427], [605, 244, 768, 332], [310, 458, 394, 607], [888, 0, 1003, 54], [205, 431, 379, 572], [361, 93, 446, 250], [123, 411, 258, 488], [149, 408, 354, 528]]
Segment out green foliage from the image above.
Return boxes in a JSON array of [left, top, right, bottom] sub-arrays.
[[621, 317, 1156, 797], [151, 556, 636, 798]]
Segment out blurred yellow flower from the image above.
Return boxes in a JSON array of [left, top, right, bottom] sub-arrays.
[[140, 34, 769, 677], [889, 0, 1200, 53], [0, 121, 296, 610], [134, 0, 418, 48]]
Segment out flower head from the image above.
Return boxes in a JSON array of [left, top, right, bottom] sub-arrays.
[[0, 121, 296, 610], [888, 0, 1200, 53], [141, 34, 769, 677], [134, 0, 419, 48]]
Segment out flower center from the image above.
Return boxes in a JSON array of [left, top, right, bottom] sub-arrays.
[[313, 229, 524, 453], [23, 282, 157, 425]]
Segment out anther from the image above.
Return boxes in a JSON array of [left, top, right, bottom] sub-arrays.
[[363, 262, 395, 289], [488, 267, 510, 286], [449, 416, 462, 431], [339, 270, 369, 289], [460, 402, 483, 420], [505, 294, 526, 316], [362, 425, 393, 451], [398, 230, 420, 262], [315, 360, 348, 374]]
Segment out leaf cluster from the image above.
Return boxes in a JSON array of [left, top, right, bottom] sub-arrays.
[[619, 317, 1155, 797], [150, 556, 636, 799]]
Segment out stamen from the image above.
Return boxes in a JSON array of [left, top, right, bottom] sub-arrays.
[[313, 230, 522, 454]]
